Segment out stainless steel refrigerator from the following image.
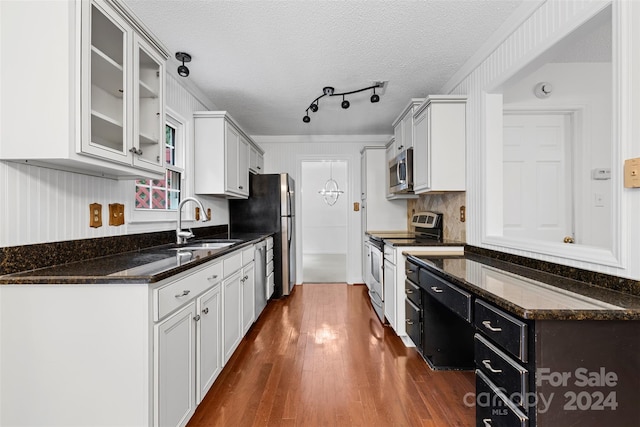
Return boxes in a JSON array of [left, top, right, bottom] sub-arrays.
[[229, 173, 296, 298]]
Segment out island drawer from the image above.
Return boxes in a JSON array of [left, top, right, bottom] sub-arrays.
[[475, 300, 528, 363], [405, 278, 421, 307], [476, 370, 529, 427], [420, 269, 471, 322], [475, 334, 529, 412]]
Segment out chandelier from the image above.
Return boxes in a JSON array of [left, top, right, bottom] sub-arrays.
[[318, 162, 344, 206]]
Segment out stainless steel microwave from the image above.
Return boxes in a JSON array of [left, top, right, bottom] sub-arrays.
[[389, 148, 414, 193]]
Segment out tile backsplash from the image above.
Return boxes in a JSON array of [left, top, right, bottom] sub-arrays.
[[408, 192, 466, 242]]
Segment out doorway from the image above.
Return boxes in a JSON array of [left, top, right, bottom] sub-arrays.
[[300, 160, 348, 283], [503, 111, 574, 243]]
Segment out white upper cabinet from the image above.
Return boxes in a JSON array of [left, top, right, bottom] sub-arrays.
[[0, 0, 169, 179], [390, 98, 425, 154], [412, 95, 466, 193], [194, 111, 260, 198], [249, 143, 264, 174]]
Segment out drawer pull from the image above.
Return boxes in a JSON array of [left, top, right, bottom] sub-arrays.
[[405, 269, 413, 274], [175, 290, 191, 298], [482, 419, 492, 427], [202, 307, 209, 315], [482, 359, 503, 373], [482, 320, 502, 332], [207, 274, 218, 281], [430, 286, 444, 293], [406, 319, 414, 325], [193, 314, 200, 321], [405, 289, 414, 294]]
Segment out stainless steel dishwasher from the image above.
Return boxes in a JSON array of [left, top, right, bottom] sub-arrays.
[[254, 240, 267, 318]]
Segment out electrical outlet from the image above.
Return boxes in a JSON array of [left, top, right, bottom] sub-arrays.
[[460, 206, 466, 222], [206, 208, 211, 221], [195, 207, 200, 221], [89, 203, 102, 228]]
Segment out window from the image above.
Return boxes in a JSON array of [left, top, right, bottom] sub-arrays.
[[135, 113, 184, 211]]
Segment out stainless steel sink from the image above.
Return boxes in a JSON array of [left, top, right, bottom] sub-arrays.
[[169, 238, 243, 251]]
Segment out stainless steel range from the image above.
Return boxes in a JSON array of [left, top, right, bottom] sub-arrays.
[[365, 211, 445, 323]]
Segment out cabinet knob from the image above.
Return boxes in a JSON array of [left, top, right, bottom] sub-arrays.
[[244, 275, 249, 280], [193, 314, 201, 321], [202, 307, 209, 315], [398, 145, 403, 150], [175, 290, 191, 298], [239, 186, 244, 190], [563, 236, 575, 244]]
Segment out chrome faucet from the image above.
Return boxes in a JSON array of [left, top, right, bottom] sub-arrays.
[[176, 197, 210, 244]]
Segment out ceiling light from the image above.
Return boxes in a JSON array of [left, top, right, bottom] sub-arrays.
[[371, 88, 380, 103], [341, 95, 350, 109], [175, 52, 191, 77], [302, 83, 382, 122]]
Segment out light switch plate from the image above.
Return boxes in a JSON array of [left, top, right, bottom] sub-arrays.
[[109, 203, 125, 226]]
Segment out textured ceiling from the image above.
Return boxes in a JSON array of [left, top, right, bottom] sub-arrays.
[[124, 0, 526, 137]]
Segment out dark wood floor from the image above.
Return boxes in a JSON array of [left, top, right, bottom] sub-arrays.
[[187, 284, 475, 427]]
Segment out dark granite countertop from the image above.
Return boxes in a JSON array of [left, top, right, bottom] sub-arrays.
[[0, 233, 271, 285], [405, 251, 640, 321]]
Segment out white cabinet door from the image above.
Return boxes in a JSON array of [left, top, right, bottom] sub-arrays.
[[241, 262, 255, 335], [132, 33, 165, 174], [154, 302, 197, 427], [196, 284, 222, 404], [237, 136, 250, 196], [384, 260, 396, 329], [225, 121, 240, 194], [413, 104, 430, 191], [223, 269, 243, 363], [413, 95, 466, 193], [401, 113, 413, 150]]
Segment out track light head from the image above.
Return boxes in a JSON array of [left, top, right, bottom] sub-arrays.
[[341, 97, 350, 109], [175, 52, 192, 77], [370, 88, 380, 103], [303, 113, 311, 123], [309, 103, 318, 112]]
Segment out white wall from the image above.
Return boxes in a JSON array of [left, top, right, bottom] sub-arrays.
[[255, 136, 389, 285], [0, 74, 227, 248], [445, 0, 640, 280]]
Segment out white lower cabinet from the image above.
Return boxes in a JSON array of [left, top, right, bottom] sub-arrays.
[[241, 261, 255, 335], [383, 259, 396, 330], [223, 269, 243, 363], [0, 241, 268, 427], [197, 284, 223, 403], [155, 302, 197, 427]]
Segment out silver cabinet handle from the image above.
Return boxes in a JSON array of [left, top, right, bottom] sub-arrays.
[[405, 289, 414, 294], [207, 274, 218, 281], [483, 419, 492, 427], [482, 320, 502, 332], [193, 314, 200, 321], [202, 307, 209, 315], [405, 269, 413, 274], [430, 286, 444, 293], [482, 359, 502, 373], [175, 290, 191, 298], [406, 319, 414, 325]]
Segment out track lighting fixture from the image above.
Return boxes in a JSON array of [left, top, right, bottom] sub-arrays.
[[175, 52, 191, 77], [302, 83, 384, 123]]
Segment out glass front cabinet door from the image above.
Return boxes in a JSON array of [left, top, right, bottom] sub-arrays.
[[82, 0, 166, 175]]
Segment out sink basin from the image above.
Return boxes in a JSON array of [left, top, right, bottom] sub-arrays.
[[174, 242, 236, 250], [170, 239, 244, 251]]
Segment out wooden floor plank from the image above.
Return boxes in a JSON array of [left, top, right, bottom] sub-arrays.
[[187, 284, 475, 427]]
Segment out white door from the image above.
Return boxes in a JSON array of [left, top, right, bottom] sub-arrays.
[[503, 113, 573, 242]]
